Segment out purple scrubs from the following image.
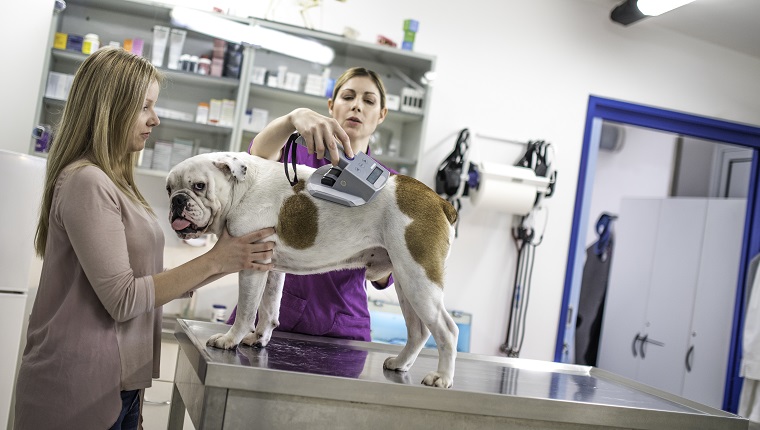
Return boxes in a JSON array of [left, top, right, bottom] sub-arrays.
[[227, 142, 395, 341]]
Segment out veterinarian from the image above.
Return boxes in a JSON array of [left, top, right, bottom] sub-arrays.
[[226, 67, 394, 341], [13, 47, 275, 430]]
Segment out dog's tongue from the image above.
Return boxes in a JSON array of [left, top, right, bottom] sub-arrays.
[[172, 218, 192, 231]]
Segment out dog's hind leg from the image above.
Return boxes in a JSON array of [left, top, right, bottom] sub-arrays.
[[385, 279, 458, 388], [242, 271, 284, 347], [207, 269, 267, 349]]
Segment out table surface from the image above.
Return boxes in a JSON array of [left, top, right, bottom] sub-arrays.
[[173, 319, 744, 428]]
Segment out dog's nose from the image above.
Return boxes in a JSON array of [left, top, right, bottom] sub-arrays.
[[172, 194, 188, 208]]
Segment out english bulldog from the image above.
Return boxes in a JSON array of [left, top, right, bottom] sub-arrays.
[[166, 152, 459, 388]]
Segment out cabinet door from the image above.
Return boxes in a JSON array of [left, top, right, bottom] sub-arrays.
[[598, 199, 661, 380], [682, 199, 746, 408], [637, 199, 707, 394]]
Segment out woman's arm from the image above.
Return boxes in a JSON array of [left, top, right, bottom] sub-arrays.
[[250, 107, 353, 161], [153, 228, 275, 307]]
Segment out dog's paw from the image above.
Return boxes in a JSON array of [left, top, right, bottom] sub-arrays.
[[241, 332, 270, 347], [421, 371, 453, 388], [206, 333, 239, 350], [383, 356, 411, 372]]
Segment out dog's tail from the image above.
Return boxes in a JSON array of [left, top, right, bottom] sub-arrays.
[[441, 199, 458, 225]]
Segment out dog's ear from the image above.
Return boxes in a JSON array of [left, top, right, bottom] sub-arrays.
[[213, 155, 247, 182]]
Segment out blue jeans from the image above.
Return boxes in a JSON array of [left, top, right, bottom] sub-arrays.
[[109, 389, 140, 430]]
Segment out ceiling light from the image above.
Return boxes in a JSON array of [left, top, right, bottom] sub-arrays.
[[637, 0, 696, 16], [610, 0, 696, 26], [170, 7, 334, 65]]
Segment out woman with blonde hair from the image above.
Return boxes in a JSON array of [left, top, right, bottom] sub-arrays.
[[14, 47, 275, 430]]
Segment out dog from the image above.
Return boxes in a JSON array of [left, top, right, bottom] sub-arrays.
[[166, 152, 459, 388]]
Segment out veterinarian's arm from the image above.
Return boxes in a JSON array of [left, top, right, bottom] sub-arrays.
[[250, 107, 353, 162], [152, 228, 276, 307]]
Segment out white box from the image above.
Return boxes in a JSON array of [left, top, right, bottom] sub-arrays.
[[386, 94, 401, 111], [251, 67, 267, 85], [167, 28, 186, 70], [250, 108, 269, 132], [284, 72, 301, 92], [45, 71, 73, 100], [220, 99, 235, 127], [154, 107, 193, 122], [151, 25, 170, 67], [151, 141, 173, 171], [304, 74, 324, 96], [208, 99, 222, 125], [400, 88, 424, 114], [138, 148, 153, 168], [170, 139, 194, 168]]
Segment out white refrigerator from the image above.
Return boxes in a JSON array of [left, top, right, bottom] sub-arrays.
[[0, 150, 46, 427]]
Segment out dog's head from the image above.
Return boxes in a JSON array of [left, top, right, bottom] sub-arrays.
[[165, 152, 248, 239]]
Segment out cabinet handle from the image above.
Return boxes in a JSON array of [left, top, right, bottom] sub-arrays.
[[144, 399, 171, 406], [632, 333, 642, 357], [685, 345, 694, 372]]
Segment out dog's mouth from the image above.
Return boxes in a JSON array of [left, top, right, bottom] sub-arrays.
[[171, 216, 203, 235]]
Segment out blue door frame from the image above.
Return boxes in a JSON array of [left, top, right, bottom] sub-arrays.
[[555, 95, 760, 412]]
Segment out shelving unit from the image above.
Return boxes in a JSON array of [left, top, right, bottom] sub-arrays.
[[33, 0, 435, 177]]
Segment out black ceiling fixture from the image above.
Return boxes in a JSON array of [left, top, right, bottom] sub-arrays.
[[610, 0, 648, 26]]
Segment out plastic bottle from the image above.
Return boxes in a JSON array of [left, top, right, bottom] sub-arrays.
[[82, 33, 100, 55], [211, 304, 227, 323]]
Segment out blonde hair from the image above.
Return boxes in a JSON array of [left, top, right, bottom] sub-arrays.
[[332, 67, 387, 110], [35, 47, 164, 256]]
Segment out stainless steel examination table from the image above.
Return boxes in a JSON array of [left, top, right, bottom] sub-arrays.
[[168, 319, 747, 429]]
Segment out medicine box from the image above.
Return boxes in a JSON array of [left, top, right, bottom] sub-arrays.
[[208, 99, 222, 125], [220, 99, 236, 127], [400, 87, 424, 114], [66, 34, 83, 52], [45, 72, 74, 100], [151, 141, 173, 172], [54, 33, 67, 50], [170, 138, 194, 168], [138, 148, 154, 169]]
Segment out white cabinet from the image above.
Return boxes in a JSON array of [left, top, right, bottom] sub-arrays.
[[33, 0, 435, 177], [598, 198, 746, 409]]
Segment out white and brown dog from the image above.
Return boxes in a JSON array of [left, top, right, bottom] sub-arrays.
[[166, 152, 459, 388]]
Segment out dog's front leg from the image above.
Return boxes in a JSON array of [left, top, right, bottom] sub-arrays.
[[207, 269, 267, 349], [242, 271, 284, 347]]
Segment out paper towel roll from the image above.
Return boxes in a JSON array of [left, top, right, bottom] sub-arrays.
[[470, 163, 545, 215]]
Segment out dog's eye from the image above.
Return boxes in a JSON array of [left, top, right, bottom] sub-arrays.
[[166, 185, 171, 196], [193, 183, 206, 192]]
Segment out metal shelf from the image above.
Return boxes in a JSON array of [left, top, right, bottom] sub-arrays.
[[50, 49, 240, 89], [249, 84, 424, 124]]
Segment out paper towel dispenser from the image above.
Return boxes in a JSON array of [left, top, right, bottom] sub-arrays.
[[469, 162, 552, 216], [436, 129, 557, 217]]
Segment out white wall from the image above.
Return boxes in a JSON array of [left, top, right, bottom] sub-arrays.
[[585, 124, 677, 247], [7, 0, 760, 361]]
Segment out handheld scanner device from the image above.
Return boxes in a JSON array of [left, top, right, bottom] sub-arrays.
[[295, 135, 391, 207]]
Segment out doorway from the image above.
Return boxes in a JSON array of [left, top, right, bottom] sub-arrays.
[[555, 95, 760, 412]]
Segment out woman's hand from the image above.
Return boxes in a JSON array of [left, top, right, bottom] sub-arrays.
[[289, 108, 354, 162], [210, 227, 276, 274]]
